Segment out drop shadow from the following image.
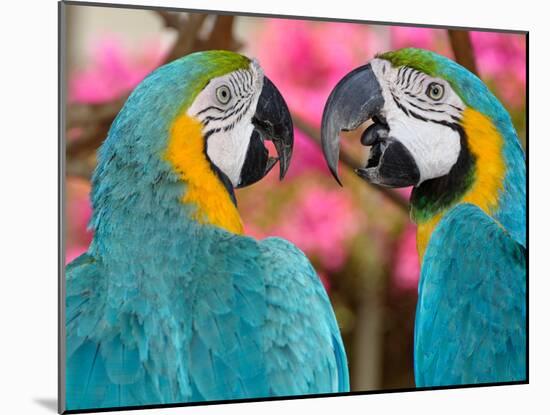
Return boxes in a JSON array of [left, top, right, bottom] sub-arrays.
[[34, 398, 57, 413]]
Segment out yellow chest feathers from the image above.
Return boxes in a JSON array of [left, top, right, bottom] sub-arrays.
[[416, 108, 506, 260], [164, 114, 244, 234]]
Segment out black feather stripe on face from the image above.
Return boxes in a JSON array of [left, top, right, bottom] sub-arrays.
[[390, 66, 463, 126], [388, 64, 474, 214], [199, 69, 256, 138]]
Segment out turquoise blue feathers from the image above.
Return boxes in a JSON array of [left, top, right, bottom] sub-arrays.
[[66, 233, 348, 409], [414, 204, 526, 386]]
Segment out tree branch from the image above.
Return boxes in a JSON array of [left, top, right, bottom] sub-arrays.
[[448, 30, 478, 75], [199, 16, 243, 51], [164, 12, 208, 63]]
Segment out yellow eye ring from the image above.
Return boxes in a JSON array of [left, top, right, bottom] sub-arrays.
[[216, 85, 232, 104], [426, 82, 445, 101]]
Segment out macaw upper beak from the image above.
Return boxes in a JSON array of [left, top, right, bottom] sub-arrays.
[[321, 63, 420, 188], [237, 76, 294, 188]]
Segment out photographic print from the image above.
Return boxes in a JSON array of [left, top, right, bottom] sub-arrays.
[[59, 1, 527, 413]]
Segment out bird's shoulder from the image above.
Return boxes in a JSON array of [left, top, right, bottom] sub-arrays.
[[256, 236, 349, 393], [192, 234, 330, 332], [256, 236, 337, 318], [195, 234, 349, 395], [257, 236, 320, 288], [423, 202, 526, 280], [415, 203, 526, 386], [200, 234, 326, 299]]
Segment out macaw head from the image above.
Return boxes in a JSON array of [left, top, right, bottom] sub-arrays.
[[92, 50, 293, 235], [321, 47, 526, 252], [156, 50, 293, 189], [174, 51, 294, 189], [321, 48, 525, 225]]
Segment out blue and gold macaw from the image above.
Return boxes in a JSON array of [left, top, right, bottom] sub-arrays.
[[65, 51, 349, 411], [321, 48, 526, 387]]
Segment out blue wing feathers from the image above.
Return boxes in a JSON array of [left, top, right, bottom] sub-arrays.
[[415, 203, 526, 387], [187, 235, 349, 400], [259, 237, 350, 394], [66, 233, 349, 410]]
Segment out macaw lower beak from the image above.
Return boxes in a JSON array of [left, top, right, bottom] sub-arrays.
[[321, 63, 420, 188], [237, 76, 294, 188]]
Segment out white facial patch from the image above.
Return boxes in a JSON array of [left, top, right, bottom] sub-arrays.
[[370, 59, 466, 184], [187, 60, 264, 187]]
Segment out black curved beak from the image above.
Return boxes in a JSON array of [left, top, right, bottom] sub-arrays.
[[321, 63, 420, 188], [237, 76, 294, 188], [321, 64, 384, 185]]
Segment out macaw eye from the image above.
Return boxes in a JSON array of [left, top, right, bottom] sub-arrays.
[[216, 85, 232, 104], [426, 82, 445, 101]]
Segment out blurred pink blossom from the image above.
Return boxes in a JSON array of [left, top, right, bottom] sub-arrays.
[[269, 186, 359, 272], [390, 26, 452, 56], [66, 246, 89, 264], [253, 20, 379, 122], [69, 36, 169, 104], [251, 19, 380, 177], [393, 222, 420, 291], [470, 32, 526, 108], [66, 178, 93, 264], [285, 130, 328, 178], [391, 188, 418, 291]]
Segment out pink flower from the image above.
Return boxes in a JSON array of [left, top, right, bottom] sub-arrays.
[[285, 130, 328, 179], [250, 19, 380, 177], [69, 35, 169, 104], [470, 32, 526, 109], [268, 186, 359, 272], [390, 27, 452, 56], [66, 246, 89, 264], [66, 178, 93, 264], [252, 19, 379, 124], [393, 222, 420, 291]]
